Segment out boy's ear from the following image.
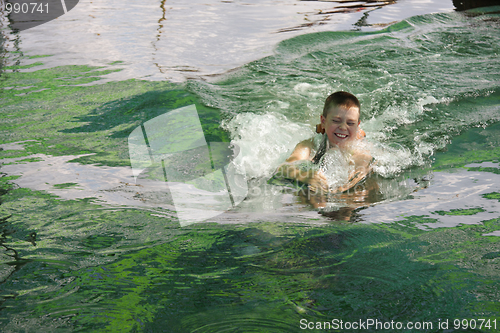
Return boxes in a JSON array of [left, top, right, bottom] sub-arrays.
[[317, 115, 326, 134], [316, 124, 325, 134]]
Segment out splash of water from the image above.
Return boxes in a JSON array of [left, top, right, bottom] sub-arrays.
[[193, 11, 500, 183]]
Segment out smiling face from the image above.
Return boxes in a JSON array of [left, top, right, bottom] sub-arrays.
[[321, 106, 360, 148]]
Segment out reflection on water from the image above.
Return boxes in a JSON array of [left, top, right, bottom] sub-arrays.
[[1, 0, 455, 82], [361, 167, 500, 226]]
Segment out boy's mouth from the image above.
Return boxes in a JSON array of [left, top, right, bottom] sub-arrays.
[[334, 133, 348, 139]]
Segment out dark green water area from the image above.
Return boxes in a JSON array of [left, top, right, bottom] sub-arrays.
[[1, 8, 500, 333]]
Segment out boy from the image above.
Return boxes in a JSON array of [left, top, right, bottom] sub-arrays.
[[277, 91, 372, 194]]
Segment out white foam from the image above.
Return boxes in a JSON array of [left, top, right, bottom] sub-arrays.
[[318, 148, 352, 188], [222, 107, 429, 181], [293, 82, 329, 98], [370, 142, 419, 178], [222, 112, 312, 178]]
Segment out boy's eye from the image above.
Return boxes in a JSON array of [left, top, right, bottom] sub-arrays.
[[347, 122, 354, 126]]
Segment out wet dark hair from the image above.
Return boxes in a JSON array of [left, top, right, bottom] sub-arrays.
[[312, 135, 328, 164], [322, 91, 360, 118]]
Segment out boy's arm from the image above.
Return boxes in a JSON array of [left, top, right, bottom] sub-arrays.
[[276, 140, 328, 192], [332, 150, 373, 193]]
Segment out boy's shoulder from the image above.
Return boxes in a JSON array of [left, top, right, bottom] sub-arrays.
[[311, 133, 325, 150], [287, 138, 316, 162]]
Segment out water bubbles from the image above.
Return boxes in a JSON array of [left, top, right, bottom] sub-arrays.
[[319, 148, 352, 188], [370, 142, 418, 178], [222, 112, 312, 178], [293, 82, 329, 98]]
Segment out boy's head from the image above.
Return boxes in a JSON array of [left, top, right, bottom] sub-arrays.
[[320, 91, 362, 147], [322, 91, 360, 120]]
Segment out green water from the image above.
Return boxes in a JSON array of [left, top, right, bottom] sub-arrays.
[[1, 8, 500, 332]]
